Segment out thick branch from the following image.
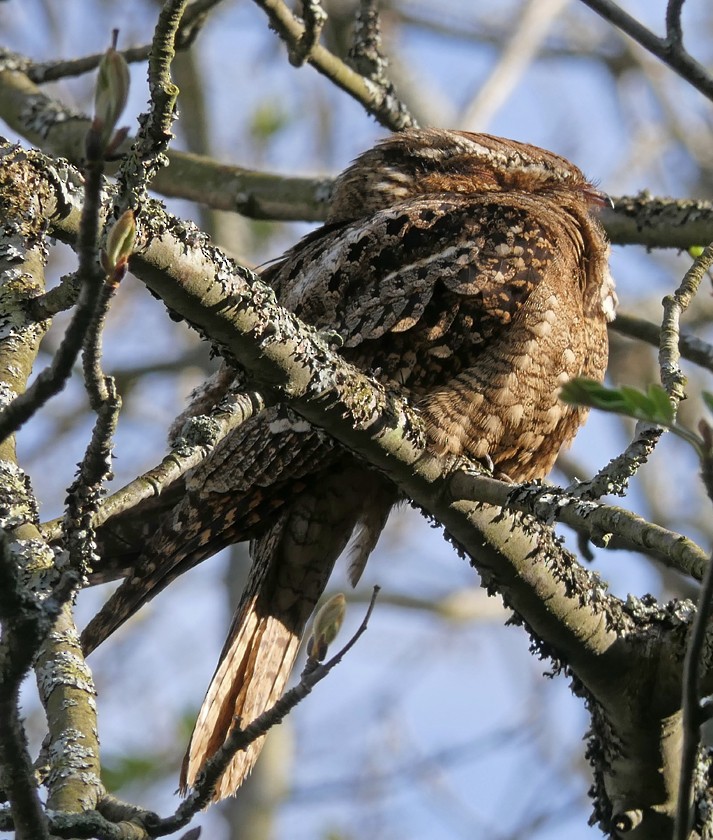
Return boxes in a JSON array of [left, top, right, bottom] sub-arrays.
[[4, 67, 713, 242], [0, 69, 330, 220], [0, 146, 55, 840]]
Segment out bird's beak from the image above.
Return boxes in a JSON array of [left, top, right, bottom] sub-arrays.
[[583, 186, 614, 209]]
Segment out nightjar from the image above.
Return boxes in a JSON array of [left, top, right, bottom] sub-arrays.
[[82, 128, 616, 800]]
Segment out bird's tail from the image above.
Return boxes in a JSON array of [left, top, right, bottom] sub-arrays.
[[180, 468, 396, 800], [180, 523, 309, 798]]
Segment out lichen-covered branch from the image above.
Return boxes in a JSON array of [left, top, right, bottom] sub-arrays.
[[0, 67, 331, 220], [4, 62, 713, 241], [0, 147, 54, 840], [0, 137, 106, 823], [251, 0, 416, 130], [659, 242, 713, 400]]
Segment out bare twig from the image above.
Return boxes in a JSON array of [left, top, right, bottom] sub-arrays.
[[566, 421, 663, 500], [659, 242, 713, 405], [116, 0, 187, 211], [29, 272, 82, 320], [251, 0, 416, 130], [578, 0, 713, 102], [611, 314, 713, 375], [62, 376, 121, 574], [668, 246, 713, 840], [0, 0, 224, 85], [665, 0, 686, 49], [288, 0, 327, 66], [570, 239, 713, 502]]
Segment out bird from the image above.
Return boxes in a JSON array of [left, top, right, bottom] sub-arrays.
[[82, 127, 616, 801]]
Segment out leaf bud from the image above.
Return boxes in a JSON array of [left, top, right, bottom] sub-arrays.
[[306, 593, 346, 662]]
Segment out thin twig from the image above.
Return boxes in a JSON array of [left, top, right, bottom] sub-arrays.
[[611, 314, 713, 375], [289, 0, 327, 66], [41, 387, 268, 548], [82, 286, 116, 411], [28, 272, 82, 320], [145, 1, 188, 149], [578, 0, 713, 102], [62, 378, 121, 573], [347, 0, 415, 130], [349, 0, 388, 79], [251, 0, 416, 130], [116, 0, 188, 211], [571, 243, 713, 502], [659, 242, 713, 406], [667, 245, 713, 840], [567, 423, 663, 500], [6, 0, 222, 85], [665, 0, 686, 49]]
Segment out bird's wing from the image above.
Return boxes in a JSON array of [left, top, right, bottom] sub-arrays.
[[81, 406, 337, 654], [83, 195, 557, 654], [272, 195, 553, 355]]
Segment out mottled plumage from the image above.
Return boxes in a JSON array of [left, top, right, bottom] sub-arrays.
[[82, 128, 615, 801]]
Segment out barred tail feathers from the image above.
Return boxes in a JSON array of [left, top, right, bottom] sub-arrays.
[[179, 594, 302, 798], [180, 466, 394, 800]]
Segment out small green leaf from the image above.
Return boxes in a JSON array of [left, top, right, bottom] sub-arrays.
[[561, 378, 674, 425], [702, 392, 713, 415], [619, 386, 657, 418], [689, 245, 705, 258], [561, 379, 629, 413], [646, 383, 676, 424]]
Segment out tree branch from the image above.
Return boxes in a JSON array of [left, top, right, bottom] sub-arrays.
[[250, 0, 416, 130], [0, 66, 331, 221], [578, 0, 713, 102]]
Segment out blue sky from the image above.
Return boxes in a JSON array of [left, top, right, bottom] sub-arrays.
[[3, 1, 713, 838]]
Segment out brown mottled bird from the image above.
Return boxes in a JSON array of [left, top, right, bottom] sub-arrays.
[[82, 128, 616, 800]]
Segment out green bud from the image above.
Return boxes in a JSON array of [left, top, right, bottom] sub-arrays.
[[102, 210, 136, 282], [307, 593, 346, 661], [93, 30, 130, 151]]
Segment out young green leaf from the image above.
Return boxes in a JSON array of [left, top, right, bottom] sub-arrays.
[[646, 383, 676, 424], [560, 378, 674, 425]]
